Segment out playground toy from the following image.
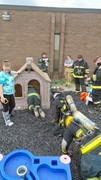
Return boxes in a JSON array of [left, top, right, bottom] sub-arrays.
[[14, 57, 51, 110], [80, 89, 93, 105], [0, 149, 72, 180]]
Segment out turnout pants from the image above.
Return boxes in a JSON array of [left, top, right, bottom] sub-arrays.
[[74, 78, 86, 92]]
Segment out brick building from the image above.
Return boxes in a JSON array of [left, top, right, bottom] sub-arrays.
[[0, 5, 101, 78]]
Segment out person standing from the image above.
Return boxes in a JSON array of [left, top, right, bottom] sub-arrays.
[[37, 52, 49, 73], [0, 60, 19, 126], [64, 55, 74, 86], [71, 55, 89, 93], [91, 56, 101, 111]]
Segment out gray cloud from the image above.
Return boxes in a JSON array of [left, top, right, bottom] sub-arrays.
[[0, 0, 101, 9]]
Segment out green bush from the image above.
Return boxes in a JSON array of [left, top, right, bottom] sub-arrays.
[[51, 79, 65, 85]]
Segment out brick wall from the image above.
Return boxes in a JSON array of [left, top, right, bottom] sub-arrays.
[[0, 6, 101, 78]]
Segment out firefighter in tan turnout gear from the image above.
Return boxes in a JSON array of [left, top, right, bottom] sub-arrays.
[[64, 55, 74, 87]]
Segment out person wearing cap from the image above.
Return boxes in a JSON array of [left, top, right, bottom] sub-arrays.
[[91, 56, 101, 111], [64, 55, 74, 86], [37, 52, 49, 73], [71, 55, 89, 93], [27, 85, 45, 118], [0, 60, 20, 126]]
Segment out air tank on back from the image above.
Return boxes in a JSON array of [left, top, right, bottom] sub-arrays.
[[66, 95, 97, 131]]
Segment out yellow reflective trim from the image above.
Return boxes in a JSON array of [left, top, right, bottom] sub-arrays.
[[73, 74, 84, 78], [27, 93, 40, 99], [94, 100, 101, 105], [29, 105, 33, 111], [76, 129, 84, 138], [91, 85, 101, 89], [65, 116, 74, 126], [61, 104, 66, 111], [60, 119, 65, 127], [75, 66, 84, 68], [75, 90, 80, 93], [98, 151, 101, 156], [62, 149, 68, 154], [87, 178, 100, 180], [80, 134, 101, 154], [85, 70, 89, 73], [35, 105, 40, 108], [92, 75, 97, 81]]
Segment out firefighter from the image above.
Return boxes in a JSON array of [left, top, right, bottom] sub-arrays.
[[52, 94, 101, 180], [27, 85, 45, 118], [50, 92, 74, 138], [50, 92, 71, 125], [91, 56, 101, 111], [37, 52, 49, 73], [71, 55, 89, 93], [61, 119, 101, 180]]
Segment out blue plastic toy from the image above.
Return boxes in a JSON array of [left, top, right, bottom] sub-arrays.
[[0, 150, 72, 180]]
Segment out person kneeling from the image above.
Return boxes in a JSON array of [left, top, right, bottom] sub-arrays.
[[27, 85, 45, 118]]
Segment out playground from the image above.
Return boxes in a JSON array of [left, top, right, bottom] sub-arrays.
[[0, 90, 100, 180]]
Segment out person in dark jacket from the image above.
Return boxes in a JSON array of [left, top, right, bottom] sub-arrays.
[[91, 56, 101, 111], [61, 115, 101, 180], [27, 85, 45, 118], [37, 52, 49, 73], [71, 55, 89, 93]]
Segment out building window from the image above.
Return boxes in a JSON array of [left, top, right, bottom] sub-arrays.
[[15, 84, 22, 97], [54, 33, 60, 71]]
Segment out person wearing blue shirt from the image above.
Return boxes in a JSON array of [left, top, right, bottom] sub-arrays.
[[0, 60, 19, 126]]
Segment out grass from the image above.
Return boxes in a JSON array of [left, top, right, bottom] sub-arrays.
[[51, 79, 66, 85]]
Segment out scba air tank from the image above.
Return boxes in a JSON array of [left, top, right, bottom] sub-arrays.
[[73, 111, 97, 131], [66, 95, 77, 112], [66, 95, 96, 131]]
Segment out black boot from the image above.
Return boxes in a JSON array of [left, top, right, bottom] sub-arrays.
[[94, 102, 101, 111]]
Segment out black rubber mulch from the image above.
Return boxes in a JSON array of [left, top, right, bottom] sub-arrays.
[[0, 91, 100, 180]]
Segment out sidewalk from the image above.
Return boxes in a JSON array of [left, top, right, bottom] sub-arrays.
[[62, 83, 91, 92], [62, 83, 75, 92]]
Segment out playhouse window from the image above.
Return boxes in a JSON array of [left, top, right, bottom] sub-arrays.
[[28, 80, 40, 94], [15, 84, 22, 97]]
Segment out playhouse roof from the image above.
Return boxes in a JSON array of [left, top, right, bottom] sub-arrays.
[[14, 59, 51, 82]]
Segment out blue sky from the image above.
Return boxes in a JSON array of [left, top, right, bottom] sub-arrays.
[[0, 0, 101, 9]]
